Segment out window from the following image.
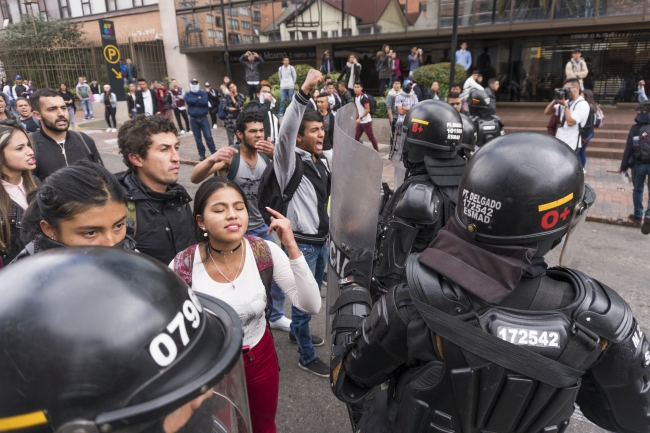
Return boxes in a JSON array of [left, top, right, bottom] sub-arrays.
[[342, 29, 352, 36], [331, 29, 338, 37], [208, 29, 216, 38], [253, 4, 260, 7], [253, 24, 260, 34], [358, 27, 371, 35], [229, 32, 241, 44], [419, 1, 427, 11], [242, 20, 250, 29], [217, 30, 224, 41], [253, 35, 260, 42], [228, 18, 239, 29], [252, 10, 260, 21], [289, 31, 295, 40], [58, 0, 67, 18], [322, 31, 328, 38], [301, 31, 309, 39], [311, 31, 316, 38], [215, 16, 222, 27], [244, 34, 251, 43], [239, 6, 248, 15], [225, 7, 237, 15], [206, 14, 213, 23]]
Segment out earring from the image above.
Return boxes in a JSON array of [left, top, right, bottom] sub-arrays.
[[204, 232, 208, 237], [50, 236, 55, 240]]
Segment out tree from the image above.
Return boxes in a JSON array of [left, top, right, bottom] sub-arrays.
[[0, 14, 85, 49]]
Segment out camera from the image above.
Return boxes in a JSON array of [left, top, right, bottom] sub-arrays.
[[554, 87, 570, 100]]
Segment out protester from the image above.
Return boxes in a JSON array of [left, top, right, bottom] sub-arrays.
[[169, 79, 190, 134], [269, 68, 329, 377], [409, 75, 424, 102], [126, 82, 137, 118], [99, 84, 117, 133], [1, 77, 10, 96], [477, 74, 484, 85], [447, 91, 464, 114], [0, 93, 15, 121], [224, 81, 246, 146], [430, 81, 441, 100], [320, 49, 335, 75], [338, 82, 352, 106], [134, 78, 160, 116], [377, 44, 394, 96], [391, 51, 402, 86], [456, 41, 472, 71], [338, 54, 362, 92], [460, 70, 484, 100], [75, 76, 93, 121], [637, 80, 648, 102], [30, 89, 102, 180], [315, 91, 335, 163], [620, 101, 650, 229], [544, 77, 590, 151], [157, 81, 173, 122], [11, 75, 27, 100], [486, 78, 499, 111], [15, 98, 39, 133], [183, 78, 216, 161], [307, 89, 319, 110], [395, 78, 419, 124], [220, 75, 231, 98], [57, 83, 75, 130], [240, 50, 265, 100], [578, 89, 599, 170], [386, 80, 401, 146], [246, 83, 280, 144], [354, 82, 379, 152], [116, 114, 194, 264], [0, 119, 36, 265], [408, 47, 422, 75], [206, 82, 220, 129], [565, 47, 588, 90], [89, 79, 100, 98], [323, 81, 341, 114], [124, 58, 138, 84], [14, 160, 133, 262], [279, 57, 297, 117], [170, 177, 320, 432]]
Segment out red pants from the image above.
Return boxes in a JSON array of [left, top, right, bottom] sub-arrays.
[[244, 328, 279, 433], [355, 121, 379, 151]]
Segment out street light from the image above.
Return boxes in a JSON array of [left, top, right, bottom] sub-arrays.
[[21, 0, 38, 34]]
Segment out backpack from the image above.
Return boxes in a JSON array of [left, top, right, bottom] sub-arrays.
[[594, 107, 605, 128], [634, 124, 650, 163], [257, 153, 304, 225], [366, 94, 377, 116], [171, 236, 274, 319], [217, 97, 228, 120], [579, 103, 594, 140], [417, 84, 433, 101], [226, 143, 270, 181], [375, 59, 382, 72]]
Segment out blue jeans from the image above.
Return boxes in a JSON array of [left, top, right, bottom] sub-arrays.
[[279, 88, 294, 116], [576, 131, 593, 168], [189, 115, 216, 156], [632, 163, 650, 218], [81, 98, 93, 119], [245, 224, 286, 322], [291, 241, 327, 365]]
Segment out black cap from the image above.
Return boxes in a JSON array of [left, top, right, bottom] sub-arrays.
[[573, 47, 582, 53], [190, 78, 199, 84]]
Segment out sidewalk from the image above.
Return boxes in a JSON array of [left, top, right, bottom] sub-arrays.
[[79, 105, 646, 229]]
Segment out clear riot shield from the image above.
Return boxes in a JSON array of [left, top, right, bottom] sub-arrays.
[[390, 122, 407, 190], [326, 103, 384, 344]]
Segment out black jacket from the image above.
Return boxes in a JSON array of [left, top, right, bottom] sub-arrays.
[[32, 129, 103, 180], [135, 89, 160, 115], [207, 88, 221, 112], [485, 86, 497, 111], [0, 200, 26, 266], [116, 170, 194, 265], [339, 90, 352, 106], [322, 110, 335, 151], [245, 99, 280, 143], [338, 64, 362, 89]]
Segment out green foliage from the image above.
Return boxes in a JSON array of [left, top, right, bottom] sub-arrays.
[[374, 100, 388, 119], [0, 15, 84, 48], [268, 64, 315, 89], [413, 63, 467, 99]]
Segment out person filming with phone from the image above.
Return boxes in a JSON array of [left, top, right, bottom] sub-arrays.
[[544, 77, 590, 151]]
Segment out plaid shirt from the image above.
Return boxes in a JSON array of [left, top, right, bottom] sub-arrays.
[[395, 91, 419, 123], [224, 92, 245, 132]]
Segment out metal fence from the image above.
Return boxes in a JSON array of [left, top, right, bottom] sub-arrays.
[[0, 35, 167, 91]]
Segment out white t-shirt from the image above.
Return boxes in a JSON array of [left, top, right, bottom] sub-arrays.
[[555, 96, 590, 151], [142, 90, 154, 116], [170, 239, 321, 348], [355, 93, 372, 123]]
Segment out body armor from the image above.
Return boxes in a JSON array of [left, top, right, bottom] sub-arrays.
[[333, 254, 648, 433], [469, 113, 505, 147]]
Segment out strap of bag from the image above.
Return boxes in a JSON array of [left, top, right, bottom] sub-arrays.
[[408, 283, 585, 389], [72, 130, 93, 158], [244, 235, 274, 325], [283, 154, 304, 200], [173, 244, 197, 286]]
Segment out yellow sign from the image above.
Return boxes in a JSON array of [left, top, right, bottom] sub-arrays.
[[103, 44, 121, 64], [112, 68, 123, 79]]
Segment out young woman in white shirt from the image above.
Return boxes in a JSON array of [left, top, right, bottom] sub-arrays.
[[0, 119, 37, 265], [170, 177, 321, 433]]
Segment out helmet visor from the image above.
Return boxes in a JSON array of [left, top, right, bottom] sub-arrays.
[[559, 184, 596, 267]]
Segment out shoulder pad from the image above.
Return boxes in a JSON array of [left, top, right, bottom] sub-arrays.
[[561, 268, 634, 344], [493, 115, 504, 127], [393, 181, 441, 225]]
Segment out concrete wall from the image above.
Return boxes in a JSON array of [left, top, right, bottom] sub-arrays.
[[159, 0, 189, 85]]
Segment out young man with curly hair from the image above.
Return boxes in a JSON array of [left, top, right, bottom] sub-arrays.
[[116, 114, 194, 264]]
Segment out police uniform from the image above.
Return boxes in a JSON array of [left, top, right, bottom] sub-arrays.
[[330, 133, 650, 433], [468, 88, 504, 148]]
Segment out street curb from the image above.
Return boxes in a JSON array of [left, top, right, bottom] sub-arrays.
[[180, 159, 199, 166], [587, 214, 640, 228]]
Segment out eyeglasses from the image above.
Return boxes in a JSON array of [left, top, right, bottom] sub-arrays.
[[450, 102, 461, 106]]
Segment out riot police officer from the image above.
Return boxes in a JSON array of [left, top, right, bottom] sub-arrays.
[[0, 247, 252, 433], [459, 112, 477, 160], [330, 132, 650, 433], [468, 88, 504, 147], [374, 100, 466, 295]]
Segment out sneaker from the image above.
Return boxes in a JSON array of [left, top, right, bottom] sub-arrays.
[[629, 213, 643, 223], [269, 316, 291, 332], [180, 130, 186, 135], [642, 216, 650, 235], [298, 357, 329, 378], [106, 128, 112, 133], [213, 124, 217, 129], [289, 331, 324, 347], [199, 154, 206, 161], [111, 128, 118, 133]]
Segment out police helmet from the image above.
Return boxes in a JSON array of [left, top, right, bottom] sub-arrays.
[[0, 248, 249, 433], [459, 113, 477, 157], [468, 88, 492, 115], [456, 132, 595, 247], [402, 100, 462, 163]]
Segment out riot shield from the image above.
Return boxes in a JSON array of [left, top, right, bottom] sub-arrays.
[[326, 103, 384, 343]]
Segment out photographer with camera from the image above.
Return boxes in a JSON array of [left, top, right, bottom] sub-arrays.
[[544, 77, 590, 151]]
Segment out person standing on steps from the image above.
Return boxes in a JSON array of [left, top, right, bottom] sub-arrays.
[[184, 78, 216, 161], [169, 79, 190, 134], [279, 56, 297, 117]]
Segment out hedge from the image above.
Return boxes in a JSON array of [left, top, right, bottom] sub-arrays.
[[413, 63, 467, 100]]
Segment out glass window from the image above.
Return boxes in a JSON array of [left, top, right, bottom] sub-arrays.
[[419, 1, 427, 10], [512, 0, 551, 21], [472, 0, 510, 25], [240, 6, 248, 15], [301, 31, 309, 39], [252, 10, 260, 21], [106, 0, 115, 10], [331, 29, 338, 37], [253, 35, 260, 42], [598, 0, 645, 16], [311, 31, 316, 38], [554, 0, 595, 19], [68, 0, 82, 16], [359, 27, 372, 35], [440, 0, 473, 27], [116, 0, 132, 10], [229, 32, 241, 44], [208, 29, 216, 38], [242, 20, 250, 29], [244, 34, 251, 43], [342, 29, 352, 36], [228, 18, 239, 29], [217, 30, 223, 41], [206, 13, 213, 23], [142, 0, 156, 5], [322, 30, 328, 38], [226, 7, 237, 15], [253, 24, 260, 33], [289, 31, 295, 40]]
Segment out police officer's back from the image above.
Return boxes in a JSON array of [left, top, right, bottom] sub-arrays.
[[331, 133, 650, 433], [468, 88, 504, 148]]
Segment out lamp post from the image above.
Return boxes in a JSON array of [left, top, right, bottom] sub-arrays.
[[449, 0, 460, 86]]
